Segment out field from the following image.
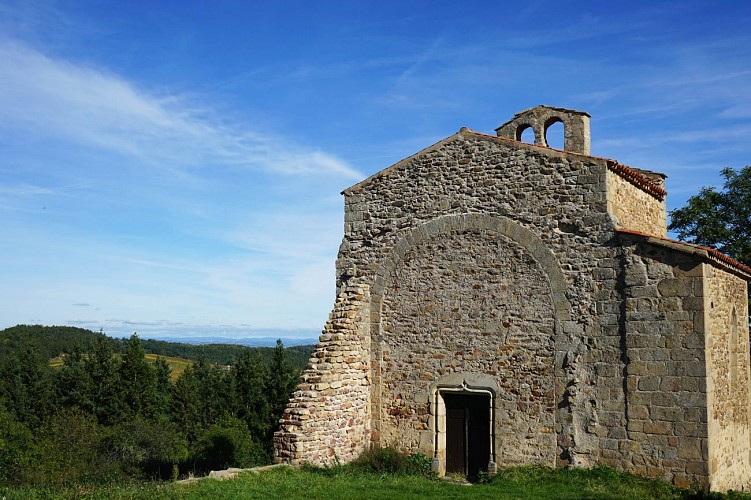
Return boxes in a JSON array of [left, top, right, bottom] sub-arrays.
[[144, 353, 192, 381], [3, 465, 749, 500], [49, 353, 192, 381]]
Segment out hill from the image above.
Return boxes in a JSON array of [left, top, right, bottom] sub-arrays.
[[0, 324, 314, 370]]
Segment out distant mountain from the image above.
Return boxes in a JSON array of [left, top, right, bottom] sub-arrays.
[[139, 335, 318, 347]]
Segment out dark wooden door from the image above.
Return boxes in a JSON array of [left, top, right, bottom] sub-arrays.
[[443, 393, 490, 481], [446, 404, 466, 474]]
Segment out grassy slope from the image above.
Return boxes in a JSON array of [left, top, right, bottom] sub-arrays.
[[6, 465, 747, 500]]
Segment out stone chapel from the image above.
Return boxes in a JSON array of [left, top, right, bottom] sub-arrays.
[[274, 105, 751, 492]]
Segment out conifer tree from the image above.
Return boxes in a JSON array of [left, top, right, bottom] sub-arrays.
[[119, 334, 157, 419], [86, 337, 122, 425], [232, 349, 270, 443], [55, 345, 94, 414]]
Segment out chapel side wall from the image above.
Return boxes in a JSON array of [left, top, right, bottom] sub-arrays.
[[606, 169, 667, 237], [273, 284, 371, 465], [338, 133, 624, 467], [705, 265, 751, 492], [620, 244, 709, 488]]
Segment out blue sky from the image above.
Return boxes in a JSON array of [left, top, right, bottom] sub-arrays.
[[1, 1, 750, 342]]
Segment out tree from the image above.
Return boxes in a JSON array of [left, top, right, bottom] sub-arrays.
[[55, 345, 94, 414], [86, 337, 123, 425], [267, 340, 299, 436], [232, 350, 270, 446], [153, 356, 173, 416], [0, 345, 54, 428], [0, 408, 37, 485], [669, 166, 751, 265], [119, 334, 157, 419], [669, 165, 751, 320], [171, 364, 202, 443]]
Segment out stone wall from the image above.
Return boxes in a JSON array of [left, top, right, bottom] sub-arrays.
[[339, 131, 618, 467], [705, 266, 751, 491], [617, 241, 710, 488], [273, 284, 371, 464], [606, 168, 667, 237], [377, 224, 557, 464]]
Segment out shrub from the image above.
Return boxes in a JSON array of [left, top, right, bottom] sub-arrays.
[[102, 415, 189, 480], [351, 446, 435, 478], [189, 416, 268, 475], [35, 407, 122, 486], [0, 409, 37, 485]]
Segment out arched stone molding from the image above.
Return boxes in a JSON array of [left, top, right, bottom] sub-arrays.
[[370, 213, 571, 324], [368, 213, 572, 466]]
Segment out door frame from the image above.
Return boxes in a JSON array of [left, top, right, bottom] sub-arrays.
[[429, 374, 497, 477]]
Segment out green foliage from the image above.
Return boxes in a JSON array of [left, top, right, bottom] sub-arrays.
[[0, 325, 117, 362], [86, 337, 123, 426], [349, 447, 435, 478], [118, 334, 158, 420], [136, 337, 314, 369], [35, 408, 121, 487], [153, 356, 173, 413], [233, 350, 271, 449], [669, 166, 751, 322], [102, 416, 188, 480], [0, 327, 303, 488], [190, 417, 265, 474], [171, 363, 203, 442], [669, 166, 751, 267], [268, 340, 299, 427], [0, 409, 37, 486], [0, 345, 54, 428], [0, 324, 314, 372]]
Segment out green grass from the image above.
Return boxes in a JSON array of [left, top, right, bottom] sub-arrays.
[[2, 465, 750, 500]]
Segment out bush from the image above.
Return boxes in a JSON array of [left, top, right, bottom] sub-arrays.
[[351, 446, 435, 478], [35, 408, 123, 486], [0, 409, 37, 485], [102, 416, 189, 480], [189, 416, 268, 475]]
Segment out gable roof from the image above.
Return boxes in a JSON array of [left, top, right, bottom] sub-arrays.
[[617, 228, 751, 280], [343, 128, 666, 202]]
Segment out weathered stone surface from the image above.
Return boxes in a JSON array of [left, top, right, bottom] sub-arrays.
[[273, 106, 750, 492]]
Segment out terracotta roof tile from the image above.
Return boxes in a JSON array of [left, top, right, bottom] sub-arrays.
[[606, 161, 667, 200], [617, 228, 751, 278]]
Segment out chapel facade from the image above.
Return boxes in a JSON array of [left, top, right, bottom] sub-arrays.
[[273, 105, 751, 492]]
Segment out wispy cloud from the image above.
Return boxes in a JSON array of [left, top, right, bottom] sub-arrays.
[[0, 39, 362, 180]]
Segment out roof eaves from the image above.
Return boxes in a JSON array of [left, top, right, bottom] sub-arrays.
[[616, 228, 751, 280], [606, 161, 667, 200]]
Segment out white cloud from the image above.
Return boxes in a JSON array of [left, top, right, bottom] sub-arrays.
[[0, 39, 362, 180]]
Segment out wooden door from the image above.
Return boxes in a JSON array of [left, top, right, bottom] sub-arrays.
[[443, 393, 490, 481]]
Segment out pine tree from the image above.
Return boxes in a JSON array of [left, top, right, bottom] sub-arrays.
[[86, 337, 123, 425], [153, 356, 173, 417], [233, 349, 270, 443], [55, 345, 94, 414], [266, 340, 299, 437], [1, 345, 54, 428], [171, 364, 202, 442], [118, 334, 157, 419]]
